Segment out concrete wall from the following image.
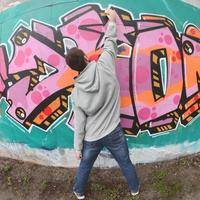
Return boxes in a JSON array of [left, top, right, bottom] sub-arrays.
[[0, 0, 24, 11], [183, 0, 200, 7], [1, 0, 200, 167]]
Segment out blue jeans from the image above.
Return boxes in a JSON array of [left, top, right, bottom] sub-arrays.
[[73, 124, 139, 195]]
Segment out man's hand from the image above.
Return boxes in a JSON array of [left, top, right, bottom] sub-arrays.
[[75, 150, 82, 160], [105, 8, 116, 22]]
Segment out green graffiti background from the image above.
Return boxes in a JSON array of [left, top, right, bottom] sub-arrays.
[[0, 0, 200, 150]]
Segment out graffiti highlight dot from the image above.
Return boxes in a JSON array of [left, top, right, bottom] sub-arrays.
[[159, 37, 163, 43], [151, 112, 157, 119], [43, 107, 52, 115], [176, 51, 181, 60], [25, 48, 32, 56], [39, 115, 44, 120], [136, 66, 149, 84], [38, 85, 43, 90], [14, 50, 25, 67], [48, 54, 60, 66], [173, 95, 180, 105], [31, 91, 42, 104], [196, 44, 200, 52], [43, 90, 50, 97], [138, 107, 151, 120], [164, 35, 172, 45], [67, 24, 77, 35]]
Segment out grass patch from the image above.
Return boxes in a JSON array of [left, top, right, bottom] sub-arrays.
[[90, 182, 123, 200], [7, 176, 12, 186], [41, 180, 49, 189], [22, 176, 31, 193], [152, 170, 182, 198], [127, 193, 140, 200], [91, 183, 105, 191], [104, 188, 121, 200], [3, 165, 13, 173]]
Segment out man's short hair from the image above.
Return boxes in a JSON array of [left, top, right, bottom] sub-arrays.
[[65, 47, 87, 72]]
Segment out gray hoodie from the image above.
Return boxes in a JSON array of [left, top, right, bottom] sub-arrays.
[[71, 21, 120, 152]]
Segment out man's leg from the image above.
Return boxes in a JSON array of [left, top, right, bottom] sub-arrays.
[[103, 125, 139, 193], [73, 140, 103, 195]]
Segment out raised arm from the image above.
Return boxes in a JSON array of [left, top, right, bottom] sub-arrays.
[[98, 9, 117, 73]]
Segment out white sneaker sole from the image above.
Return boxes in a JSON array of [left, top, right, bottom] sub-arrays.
[[131, 191, 139, 196], [73, 191, 85, 199]]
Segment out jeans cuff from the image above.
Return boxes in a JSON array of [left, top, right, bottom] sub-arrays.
[[73, 186, 84, 196], [130, 184, 140, 193]]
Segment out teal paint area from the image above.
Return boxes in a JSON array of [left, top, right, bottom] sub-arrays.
[[0, 0, 200, 151], [0, 98, 74, 149]]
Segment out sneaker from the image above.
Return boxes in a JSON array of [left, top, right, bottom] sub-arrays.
[[131, 190, 139, 196], [73, 191, 85, 200]]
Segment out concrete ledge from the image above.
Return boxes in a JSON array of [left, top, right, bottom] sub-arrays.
[[1, 140, 200, 168]]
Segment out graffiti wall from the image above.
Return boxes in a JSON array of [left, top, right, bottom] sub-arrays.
[[1, 0, 200, 167]]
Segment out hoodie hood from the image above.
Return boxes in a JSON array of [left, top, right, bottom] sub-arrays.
[[74, 61, 100, 92]]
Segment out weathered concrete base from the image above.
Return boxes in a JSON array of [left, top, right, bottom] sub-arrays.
[[0, 0, 25, 12], [183, 0, 200, 7], [1, 140, 200, 168]]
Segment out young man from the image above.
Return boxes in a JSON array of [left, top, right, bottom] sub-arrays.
[[65, 8, 139, 200]]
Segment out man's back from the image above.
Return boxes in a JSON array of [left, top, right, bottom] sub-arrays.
[[71, 21, 120, 151]]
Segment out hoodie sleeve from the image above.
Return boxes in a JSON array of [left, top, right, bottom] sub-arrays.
[[73, 105, 87, 152], [98, 21, 117, 74]]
